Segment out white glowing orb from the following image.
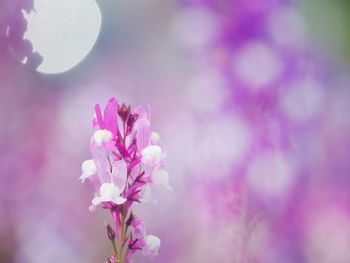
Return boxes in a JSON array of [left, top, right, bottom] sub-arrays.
[[305, 209, 350, 263], [24, 0, 102, 74], [172, 8, 218, 49], [186, 69, 228, 113], [267, 7, 307, 48], [233, 42, 283, 89], [195, 116, 252, 177], [247, 151, 295, 197], [280, 78, 324, 122]]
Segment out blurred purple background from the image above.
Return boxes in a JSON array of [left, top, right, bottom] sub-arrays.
[[1, 0, 350, 262]]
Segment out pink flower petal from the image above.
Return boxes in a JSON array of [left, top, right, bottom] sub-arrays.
[[111, 159, 127, 191], [91, 147, 111, 184], [103, 97, 119, 136], [95, 104, 105, 129], [135, 118, 151, 151]]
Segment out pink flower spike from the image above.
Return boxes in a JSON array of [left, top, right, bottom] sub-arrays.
[[81, 97, 169, 262]]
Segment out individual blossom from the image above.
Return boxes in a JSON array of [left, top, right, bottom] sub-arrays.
[[80, 97, 170, 263], [80, 159, 97, 183], [143, 235, 161, 256], [125, 215, 160, 261]]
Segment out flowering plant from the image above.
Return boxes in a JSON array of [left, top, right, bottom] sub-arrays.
[[80, 98, 171, 263]]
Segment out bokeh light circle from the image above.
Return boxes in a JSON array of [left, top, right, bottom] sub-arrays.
[[24, 0, 102, 74]]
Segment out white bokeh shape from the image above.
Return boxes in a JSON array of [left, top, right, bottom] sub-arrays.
[[24, 0, 102, 74]]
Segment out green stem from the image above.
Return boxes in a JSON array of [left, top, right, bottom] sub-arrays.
[[111, 239, 119, 261], [119, 207, 127, 262]]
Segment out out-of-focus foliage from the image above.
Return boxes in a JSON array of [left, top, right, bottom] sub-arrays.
[[298, 0, 350, 63]]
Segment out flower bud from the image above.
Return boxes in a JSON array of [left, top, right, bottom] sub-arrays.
[[106, 224, 116, 241], [127, 113, 138, 129], [126, 212, 135, 226], [118, 103, 131, 122], [105, 256, 116, 263]]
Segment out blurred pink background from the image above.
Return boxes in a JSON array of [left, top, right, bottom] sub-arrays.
[[1, 0, 350, 262]]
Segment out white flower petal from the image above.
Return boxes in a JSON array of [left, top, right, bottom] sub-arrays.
[[89, 205, 97, 212], [144, 235, 161, 256], [135, 118, 151, 151], [153, 169, 172, 191], [92, 183, 126, 206], [80, 159, 97, 182], [111, 160, 127, 191], [91, 196, 104, 206], [141, 184, 151, 201], [112, 196, 127, 205], [151, 131, 161, 145], [91, 129, 113, 146], [140, 184, 157, 204], [141, 145, 163, 167], [100, 183, 114, 198]]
